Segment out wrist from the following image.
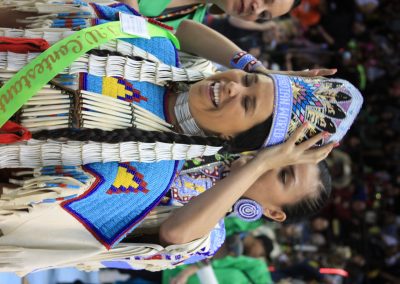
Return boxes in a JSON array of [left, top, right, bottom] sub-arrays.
[[246, 156, 272, 178], [230, 51, 263, 72]]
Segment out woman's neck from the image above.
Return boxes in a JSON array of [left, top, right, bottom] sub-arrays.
[[165, 90, 180, 131]]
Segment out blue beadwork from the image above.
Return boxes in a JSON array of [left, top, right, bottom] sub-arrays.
[[62, 160, 183, 249], [264, 74, 293, 147]]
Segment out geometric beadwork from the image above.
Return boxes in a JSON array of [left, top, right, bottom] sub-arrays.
[[102, 76, 147, 103], [170, 165, 222, 204], [288, 76, 352, 140], [106, 163, 149, 195], [265, 74, 363, 148]]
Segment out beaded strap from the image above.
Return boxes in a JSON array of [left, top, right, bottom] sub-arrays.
[[230, 51, 263, 72]]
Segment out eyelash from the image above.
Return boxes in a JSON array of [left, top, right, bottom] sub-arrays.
[[280, 169, 287, 184], [244, 75, 250, 87], [243, 97, 250, 112]]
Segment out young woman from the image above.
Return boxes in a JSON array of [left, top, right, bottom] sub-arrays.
[[0, 125, 333, 275], [0, 0, 302, 30], [123, 0, 302, 29]]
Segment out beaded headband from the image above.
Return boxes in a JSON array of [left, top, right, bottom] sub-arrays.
[[263, 74, 363, 147]]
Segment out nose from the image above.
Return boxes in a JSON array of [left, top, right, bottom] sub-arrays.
[[225, 81, 242, 98], [251, 0, 264, 15]]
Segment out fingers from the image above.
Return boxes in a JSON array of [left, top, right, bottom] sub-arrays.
[[288, 122, 308, 144], [265, 68, 337, 77], [304, 142, 335, 164], [312, 68, 337, 76], [295, 69, 337, 77], [297, 131, 328, 151]]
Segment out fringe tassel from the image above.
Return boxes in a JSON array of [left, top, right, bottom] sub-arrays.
[[68, 53, 210, 86], [0, 167, 93, 214], [0, 139, 222, 168], [18, 85, 72, 131]]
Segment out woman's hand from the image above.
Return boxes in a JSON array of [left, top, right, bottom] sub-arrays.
[[253, 123, 336, 171]]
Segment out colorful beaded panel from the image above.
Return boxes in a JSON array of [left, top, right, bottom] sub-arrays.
[[61, 160, 183, 249], [265, 74, 363, 147], [169, 164, 225, 205], [79, 37, 178, 121], [80, 74, 147, 103]]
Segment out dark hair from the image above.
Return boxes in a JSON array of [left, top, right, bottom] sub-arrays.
[[292, 0, 302, 10], [281, 160, 332, 224], [228, 116, 273, 153]]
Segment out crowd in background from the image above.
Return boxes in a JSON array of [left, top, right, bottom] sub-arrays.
[[198, 0, 399, 283], [1, 1, 398, 283]]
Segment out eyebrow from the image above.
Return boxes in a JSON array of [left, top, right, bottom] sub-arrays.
[[250, 74, 259, 115]]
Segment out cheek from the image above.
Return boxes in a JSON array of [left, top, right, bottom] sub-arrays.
[[220, 0, 234, 14], [240, 14, 258, 21]]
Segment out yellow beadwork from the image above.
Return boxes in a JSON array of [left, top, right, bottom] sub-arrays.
[[102, 77, 133, 100], [107, 163, 148, 194]]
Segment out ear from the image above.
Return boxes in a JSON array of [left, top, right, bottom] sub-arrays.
[[218, 133, 233, 141], [264, 208, 286, 223]]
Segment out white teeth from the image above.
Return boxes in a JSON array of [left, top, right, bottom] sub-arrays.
[[213, 82, 220, 106]]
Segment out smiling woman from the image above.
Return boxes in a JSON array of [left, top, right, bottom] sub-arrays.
[[188, 70, 274, 138], [119, 0, 301, 29], [214, 0, 296, 21]]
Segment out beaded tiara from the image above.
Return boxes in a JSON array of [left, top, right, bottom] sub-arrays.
[[263, 74, 363, 147]]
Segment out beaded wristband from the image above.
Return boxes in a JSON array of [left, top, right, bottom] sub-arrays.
[[230, 51, 263, 72]]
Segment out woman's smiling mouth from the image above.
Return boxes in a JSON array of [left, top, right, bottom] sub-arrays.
[[237, 0, 245, 15], [209, 82, 221, 108]]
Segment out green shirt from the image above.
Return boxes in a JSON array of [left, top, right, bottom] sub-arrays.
[[138, 0, 208, 29], [162, 256, 273, 284], [225, 216, 264, 237]]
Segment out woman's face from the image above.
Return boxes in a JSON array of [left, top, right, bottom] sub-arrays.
[[212, 0, 295, 21], [231, 156, 320, 222], [188, 70, 274, 138]]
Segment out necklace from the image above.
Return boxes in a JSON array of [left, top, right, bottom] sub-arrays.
[[174, 92, 206, 136]]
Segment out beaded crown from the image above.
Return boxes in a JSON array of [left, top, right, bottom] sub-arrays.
[[264, 74, 363, 147]]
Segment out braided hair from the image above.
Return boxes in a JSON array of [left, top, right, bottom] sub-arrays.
[[33, 127, 226, 148]]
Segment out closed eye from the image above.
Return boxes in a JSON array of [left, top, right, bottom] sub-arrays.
[[243, 74, 251, 87], [279, 168, 287, 185], [242, 74, 257, 87], [242, 96, 251, 112], [279, 166, 295, 187], [258, 10, 272, 21]]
